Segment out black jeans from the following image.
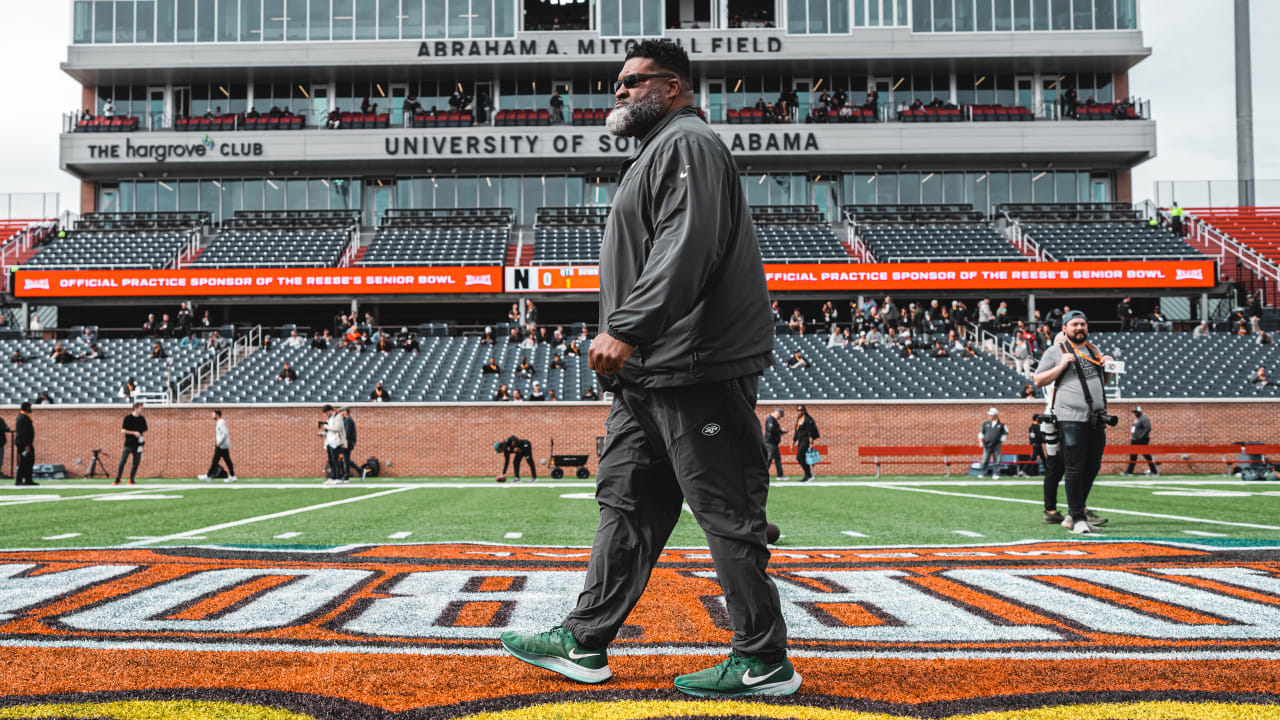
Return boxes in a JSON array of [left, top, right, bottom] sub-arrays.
[[795, 441, 812, 480], [1042, 450, 1064, 511], [342, 444, 361, 477], [765, 443, 784, 477], [326, 446, 345, 480], [207, 446, 235, 477], [1125, 437, 1157, 474], [1059, 421, 1106, 519], [16, 446, 34, 485], [116, 446, 142, 482]]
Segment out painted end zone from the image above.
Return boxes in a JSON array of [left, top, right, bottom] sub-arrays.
[[0, 541, 1276, 718]]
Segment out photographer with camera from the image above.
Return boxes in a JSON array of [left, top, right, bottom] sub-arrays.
[[1033, 311, 1115, 534], [114, 402, 147, 486]]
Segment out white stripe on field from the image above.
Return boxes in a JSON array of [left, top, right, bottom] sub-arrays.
[[952, 530, 985, 538], [388, 532, 413, 539], [121, 487, 418, 547], [842, 531, 869, 538], [0, 638, 1277, 663], [1182, 530, 1230, 537], [274, 532, 302, 539], [504, 532, 523, 539], [870, 484, 1280, 531], [42, 533, 81, 540]]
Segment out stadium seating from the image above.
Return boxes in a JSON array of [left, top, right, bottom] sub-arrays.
[[0, 337, 213, 404], [241, 114, 305, 131], [533, 206, 609, 265], [1020, 224, 1201, 261], [999, 203, 1142, 223], [1088, 332, 1280, 398], [1072, 102, 1140, 121], [570, 109, 609, 126], [1188, 207, 1280, 265], [845, 204, 987, 224], [860, 225, 1023, 262], [969, 105, 1034, 122], [362, 229, 508, 266], [897, 107, 965, 123], [24, 212, 211, 270], [411, 111, 476, 128], [193, 229, 350, 268], [751, 206, 848, 262], [493, 110, 551, 127], [815, 107, 878, 123], [332, 112, 392, 129], [73, 116, 140, 132]]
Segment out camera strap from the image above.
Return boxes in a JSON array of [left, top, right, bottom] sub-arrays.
[[1061, 341, 1104, 413]]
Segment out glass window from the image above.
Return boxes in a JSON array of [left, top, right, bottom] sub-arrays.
[[241, 0, 260, 39], [216, 0, 235, 39], [116, 1, 135, 42], [1010, 171, 1031, 203], [868, 0, 879, 24], [75, 2, 94, 43], [920, 172, 942, 203], [1050, 0, 1068, 29], [956, 74, 974, 105], [328, 178, 353, 210], [197, 0, 214, 40], [897, 0, 908, 25], [975, 0, 991, 29], [263, 0, 283, 39], [1032, 171, 1053, 202], [854, 0, 865, 25], [157, 0, 175, 40], [457, 176, 479, 208], [995, 73, 1013, 106], [425, 0, 445, 36], [242, 179, 264, 211], [1116, 0, 1134, 28], [621, 0, 641, 34], [967, 173, 989, 214], [333, 0, 353, 38], [356, 0, 377, 37], [911, 0, 929, 30], [601, 0, 619, 35], [974, 74, 993, 105], [287, 0, 306, 38], [310, 0, 330, 38], [1013, 0, 1029, 29], [807, 0, 826, 33], [287, 179, 307, 210], [198, 181, 219, 221], [1054, 171, 1075, 202], [943, 173, 964, 203], [179, 180, 198, 212], [447, 0, 467, 35], [1096, 72, 1113, 102], [955, 0, 973, 31], [987, 172, 1008, 210], [883, 0, 894, 25], [898, 173, 921, 203], [95, 1, 114, 42], [1094, 0, 1113, 29], [1072, 0, 1090, 29], [220, 180, 242, 220], [501, 177, 521, 217], [136, 182, 157, 212], [473, 0, 493, 36], [876, 174, 898, 204], [643, 0, 661, 34], [176, 0, 195, 40], [853, 173, 875, 204], [993, 0, 1010, 29], [495, 0, 515, 35], [157, 181, 178, 212], [565, 177, 583, 207], [1032, 0, 1048, 28], [1078, 171, 1091, 202], [401, 0, 422, 37], [379, 0, 399, 37], [933, 0, 952, 31], [135, 0, 155, 40], [264, 179, 285, 210]]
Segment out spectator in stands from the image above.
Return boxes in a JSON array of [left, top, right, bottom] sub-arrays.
[[285, 330, 306, 348], [10, 350, 25, 365], [549, 326, 566, 348], [1021, 383, 1036, 399], [1250, 365, 1271, 387], [207, 331, 227, 351], [550, 353, 566, 369], [995, 302, 1011, 331], [262, 335, 276, 353], [979, 408, 1008, 478], [85, 344, 105, 361], [1248, 293, 1264, 334], [118, 378, 136, 400], [50, 343, 72, 363], [327, 108, 342, 129], [508, 303, 521, 324], [788, 308, 805, 335], [833, 88, 848, 108], [1117, 297, 1136, 332], [930, 341, 949, 358], [949, 330, 965, 353], [158, 313, 173, 337], [103, 98, 115, 118], [343, 323, 363, 351], [549, 89, 565, 124], [1014, 336, 1032, 375], [818, 90, 832, 111], [581, 385, 600, 400], [1037, 323, 1055, 350], [520, 330, 537, 350], [481, 326, 496, 345], [1259, 330, 1274, 345], [507, 327, 522, 344], [401, 330, 421, 353], [361, 96, 372, 114], [524, 299, 538, 328], [310, 331, 328, 350], [785, 349, 810, 369], [820, 301, 838, 328], [494, 383, 511, 401], [200, 310, 212, 332], [180, 333, 198, 349], [1062, 85, 1078, 118], [142, 314, 157, 336], [793, 405, 820, 482], [864, 327, 883, 347], [548, 389, 558, 402], [482, 356, 502, 374], [770, 300, 781, 322], [35, 392, 53, 405], [529, 382, 546, 401], [1149, 305, 1173, 332], [517, 356, 536, 377], [377, 333, 394, 353], [882, 296, 897, 328], [826, 325, 846, 348], [278, 362, 297, 382], [977, 298, 995, 333], [1193, 322, 1210, 338], [406, 94, 423, 115], [369, 381, 391, 402], [511, 389, 526, 402]]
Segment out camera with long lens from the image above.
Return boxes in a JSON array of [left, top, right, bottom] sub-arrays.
[[1032, 411, 1060, 457], [1089, 409, 1120, 429]]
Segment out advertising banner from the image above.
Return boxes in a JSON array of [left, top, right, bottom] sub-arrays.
[[504, 265, 601, 293], [12, 266, 503, 298]]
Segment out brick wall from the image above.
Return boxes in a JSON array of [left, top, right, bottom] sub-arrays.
[[4, 400, 1275, 480]]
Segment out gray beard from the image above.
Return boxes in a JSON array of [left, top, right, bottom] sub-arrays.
[[607, 93, 667, 138]]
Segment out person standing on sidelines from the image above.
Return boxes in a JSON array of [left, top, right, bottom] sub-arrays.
[[793, 405, 820, 483], [114, 402, 147, 486], [500, 39, 797, 699], [198, 409, 237, 483], [763, 408, 787, 482], [1122, 406, 1158, 476], [318, 404, 347, 485], [14, 403, 36, 487], [978, 408, 1008, 478], [341, 407, 363, 480]]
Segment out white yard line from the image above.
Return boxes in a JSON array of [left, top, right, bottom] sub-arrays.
[[870, 484, 1280, 531], [0, 488, 159, 507], [952, 530, 985, 538], [41, 533, 81, 540], [841, 530, 869, 538], [1182, 530, 1230, 537], [503, 532, 523, 539], [387, 531, 413, 539], [120, 487, 418, 547], [274, 532, 303, 539]]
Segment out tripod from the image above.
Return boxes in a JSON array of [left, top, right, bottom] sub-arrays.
[[86, 449, 109, 478]]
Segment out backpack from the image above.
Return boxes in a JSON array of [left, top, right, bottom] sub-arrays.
[[362, 457, 380, 477]]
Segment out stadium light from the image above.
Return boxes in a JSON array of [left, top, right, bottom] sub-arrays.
[[267, 180, 279, 190], [976, 76, 986, 87], [212, 181, 223, 190], [922, 173, 935, 183], [733, 78, 742, 92], [321, 179, 329, 188], [377, 84, 386, 97], [218, 86, 230, 98], [813, 78, 823, 91], [1033, 172, 1047, 181], [298, 86, 310, 98], [867, 174, 876, 184], [892, 77, 904, 90]]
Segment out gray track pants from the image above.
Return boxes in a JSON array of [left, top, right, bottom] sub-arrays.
[[562, 375, 788, 661]]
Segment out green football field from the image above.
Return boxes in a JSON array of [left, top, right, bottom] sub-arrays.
[[2, 474, 1277, 549]]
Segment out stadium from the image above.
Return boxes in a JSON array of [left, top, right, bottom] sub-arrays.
[[0, 0, 1278, 717]]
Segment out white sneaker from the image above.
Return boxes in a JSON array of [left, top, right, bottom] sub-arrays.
[[197, 474, 210, 482], [1070, 519, 1097, 535], [224, 475, 238, 483], [322, 478, 339, 486], [777, 476, 789, 482]]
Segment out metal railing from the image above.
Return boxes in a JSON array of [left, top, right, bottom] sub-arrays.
[[1175, 203, 1280, 303], [176, 324, 262, 402]]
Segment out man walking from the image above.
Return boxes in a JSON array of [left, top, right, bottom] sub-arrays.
[[1034, 311, 1114, 534], [341, 407, 363, 480], [318, 405, 347, 485], [979, 408, 1008, 478], [0, 413, 8, 479], [763, 408, 787, 482], [500, 39, 797, 698], [14, 403, 35, 487], [197, 409, 237, 483], [1122, 406, 1158, 476], [114, 402, 147, 486]]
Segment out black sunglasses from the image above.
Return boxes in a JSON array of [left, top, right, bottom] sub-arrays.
[[614, 73, 677, 92]]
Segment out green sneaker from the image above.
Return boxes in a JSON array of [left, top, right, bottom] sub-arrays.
[[499, 626, 611, 684], [673, 653, 801, 698]]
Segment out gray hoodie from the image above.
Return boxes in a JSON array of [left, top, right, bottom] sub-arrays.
[[599, 106, 774, 388]]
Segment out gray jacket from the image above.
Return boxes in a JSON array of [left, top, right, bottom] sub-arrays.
[[599, 106, 774, 388]]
